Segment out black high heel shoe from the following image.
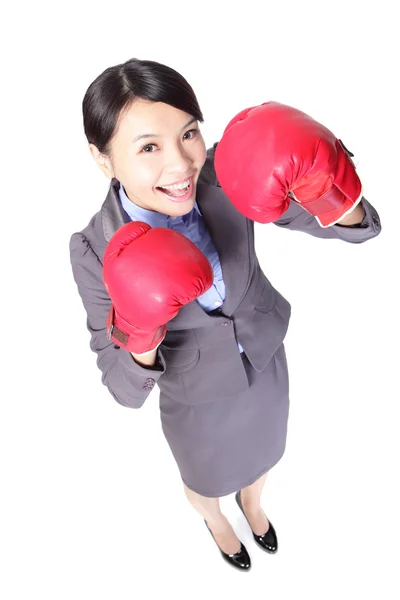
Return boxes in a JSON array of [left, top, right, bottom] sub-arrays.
[[235, 490, 278, 554], [204, 519, 251, 571]]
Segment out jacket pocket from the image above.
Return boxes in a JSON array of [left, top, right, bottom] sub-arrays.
[[250, 267, 278, 313], [238, 290, 291, 373], [253, 285, 278, 313], [159, 346, 200, 369], [157, 347, 200, 402], [158, 342, 249, 406]]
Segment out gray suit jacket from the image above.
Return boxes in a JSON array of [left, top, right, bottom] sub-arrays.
[[69, 145, 381, 409]]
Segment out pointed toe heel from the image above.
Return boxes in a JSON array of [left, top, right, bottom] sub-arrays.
[[235, 490, 278, 554], [204, 519, 251, 571]]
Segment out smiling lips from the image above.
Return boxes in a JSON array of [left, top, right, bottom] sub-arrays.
[[157, 176, 193, 197], [157, 177, 194, 202]]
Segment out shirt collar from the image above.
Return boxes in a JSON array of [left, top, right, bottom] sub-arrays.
[[118, 182, 202, 226]]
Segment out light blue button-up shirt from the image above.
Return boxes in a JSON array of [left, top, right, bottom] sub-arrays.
[[118, 183, 244, 354]]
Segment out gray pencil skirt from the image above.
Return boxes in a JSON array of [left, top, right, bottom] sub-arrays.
[[158, 342, 290, 498]]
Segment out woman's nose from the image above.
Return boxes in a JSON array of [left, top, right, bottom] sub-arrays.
[[164, 146, 192, 171]]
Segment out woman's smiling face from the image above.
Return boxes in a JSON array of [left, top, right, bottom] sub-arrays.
[[90, 98, 207, 216]]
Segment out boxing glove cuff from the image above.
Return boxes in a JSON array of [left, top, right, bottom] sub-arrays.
[[106, 305, 167, 354], [290, 139, 363, 227]]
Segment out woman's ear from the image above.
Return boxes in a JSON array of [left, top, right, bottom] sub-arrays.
[[88, 143, 114, 179]]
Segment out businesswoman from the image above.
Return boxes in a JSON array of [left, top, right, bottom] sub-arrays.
[[70, 57, 381, 572]]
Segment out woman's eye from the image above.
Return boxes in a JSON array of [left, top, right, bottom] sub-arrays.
[[183, 128, 199, 140], [140, 129, 199, 153], [141, 144, 157, 153]]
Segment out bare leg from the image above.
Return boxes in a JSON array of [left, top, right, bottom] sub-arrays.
[[240, 471, 270, 535], [183, 483, 241, 555]]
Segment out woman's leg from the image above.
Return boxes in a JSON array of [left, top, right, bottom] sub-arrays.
[[183, 483, 241, 555], [240, 471, 271, 535]]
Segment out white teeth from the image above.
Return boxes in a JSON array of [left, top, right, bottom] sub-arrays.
[[160, 179, 190, 190]]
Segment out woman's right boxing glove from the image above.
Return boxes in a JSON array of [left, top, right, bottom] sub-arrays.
[[103, 221, 214, 354]]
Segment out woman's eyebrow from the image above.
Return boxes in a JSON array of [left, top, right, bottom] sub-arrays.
[[132, 117, 197, 144]]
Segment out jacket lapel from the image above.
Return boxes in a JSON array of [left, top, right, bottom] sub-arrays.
[[97, 178, 252, 329]]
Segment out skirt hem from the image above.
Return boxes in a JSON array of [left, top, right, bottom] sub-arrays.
[[180, 446, 286, 498]]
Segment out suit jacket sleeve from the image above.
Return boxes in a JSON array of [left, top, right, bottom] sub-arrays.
[[69, 232, 166, 409], [272, 195, 382, 243], [205, 142, 382, 243]]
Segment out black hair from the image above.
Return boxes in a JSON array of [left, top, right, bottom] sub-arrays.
[[82, 57, 204, 156]]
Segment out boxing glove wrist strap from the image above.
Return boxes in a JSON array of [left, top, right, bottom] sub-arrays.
[[106, 305, 166, 354]]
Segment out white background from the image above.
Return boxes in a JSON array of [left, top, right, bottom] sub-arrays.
[[1, 0, 399, 598]]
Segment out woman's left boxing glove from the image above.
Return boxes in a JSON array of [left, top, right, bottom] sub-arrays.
[[214, 101, 363, 227]]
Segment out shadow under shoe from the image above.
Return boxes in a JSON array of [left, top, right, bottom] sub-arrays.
[[235, 490, 278, 554], [204, 519, 251, 571]]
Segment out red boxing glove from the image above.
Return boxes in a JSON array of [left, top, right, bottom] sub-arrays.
[[214, 101, 363, 227], [103, 221, 214, 354]]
